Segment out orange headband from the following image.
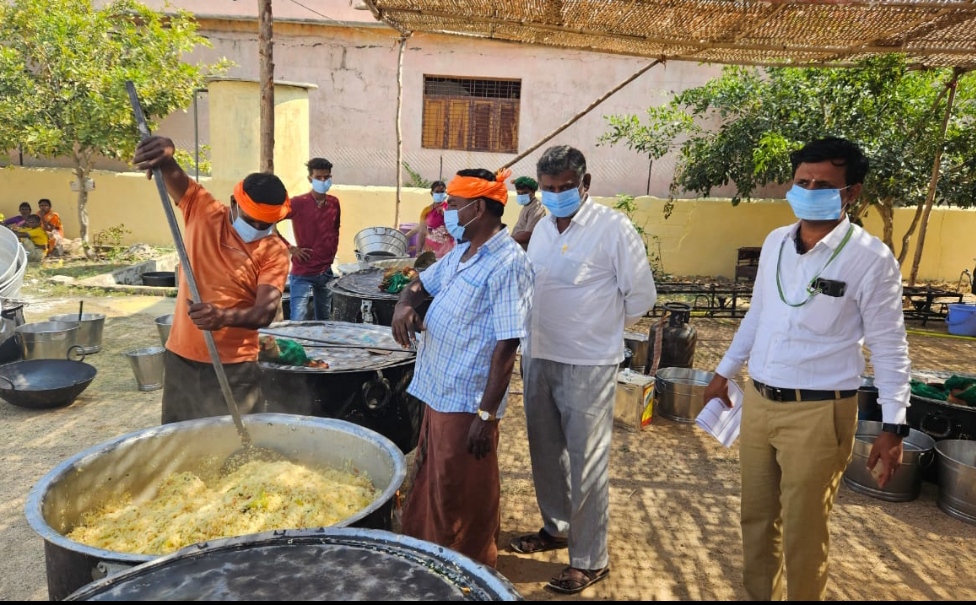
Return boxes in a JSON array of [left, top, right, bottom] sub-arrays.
[[446, 168, 512, 205], [233, 180, 291, 223]]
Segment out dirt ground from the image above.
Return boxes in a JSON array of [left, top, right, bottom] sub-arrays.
[[2, 294, 976, 601]]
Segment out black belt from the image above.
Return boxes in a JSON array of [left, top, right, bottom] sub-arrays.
[[753, 380, 857, 402]]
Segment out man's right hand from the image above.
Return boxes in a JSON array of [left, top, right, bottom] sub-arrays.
[[289, 246, 313, 262], [133, 136, 177, 178], [391, 302, 424, 348], [703, 373, 732, 408]]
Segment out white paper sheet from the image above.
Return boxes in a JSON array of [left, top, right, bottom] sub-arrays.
[[695, 379, 744, 448]]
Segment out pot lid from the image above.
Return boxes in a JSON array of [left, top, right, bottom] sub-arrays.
[[64, 528, 523, 601], [332, 267, 404, 300], [258, 321, 413, 372]]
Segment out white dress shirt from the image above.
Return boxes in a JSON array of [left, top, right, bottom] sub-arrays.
[[524, 197, 657, 365], [715, 217, 911, 423]]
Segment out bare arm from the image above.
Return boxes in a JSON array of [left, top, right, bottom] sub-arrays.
[[511, 230, 532, 249], [467, 338, 520, 459], [187, 284, 283, 331], [391, 277, 431, 347], [133, 135, 191, 204]]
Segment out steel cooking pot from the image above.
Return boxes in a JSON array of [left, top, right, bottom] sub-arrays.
[[25, 414, 407, 601], [258, 321, 423, 454], [654, 367, 714, 423], [65, 528, 523, 601]]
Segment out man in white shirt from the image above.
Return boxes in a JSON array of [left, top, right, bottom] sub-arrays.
[[510, 145, 657, 595], [703, 137, 911, 601]]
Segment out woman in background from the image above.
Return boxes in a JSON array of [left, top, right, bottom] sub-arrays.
[[405, 180, 455, 259], [4, 202, 31, 228]]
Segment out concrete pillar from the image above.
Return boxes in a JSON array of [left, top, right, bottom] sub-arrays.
[[207, 77, 316, 212]]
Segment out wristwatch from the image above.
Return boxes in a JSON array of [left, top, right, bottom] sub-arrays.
[[881, 423, 911, 437], [477, 409, 497, 422]]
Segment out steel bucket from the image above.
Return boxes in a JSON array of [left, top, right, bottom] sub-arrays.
[[123, 346, 165, 391], [935, 439, 976, 525], [64, 528, 522, 601], [24, 414, 407, 601], [49, 313, 106, 354], [654, 367, 714, 423], [154, 314, 173, 348], [353, 227, 409, 258], [15, 321, 81, 360], [842, 420, 935, 502]]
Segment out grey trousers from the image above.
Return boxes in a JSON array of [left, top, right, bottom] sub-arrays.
[[522, 356, 617, 570]]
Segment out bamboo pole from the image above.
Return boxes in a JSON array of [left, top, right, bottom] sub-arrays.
[[909, 68, 961, 286], [258, 0, 274, 173], [500, 58, 663, 170], [394, 35, 408, 228]]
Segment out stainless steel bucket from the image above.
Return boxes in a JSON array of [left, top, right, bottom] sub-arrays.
[[49, 313, 106, 354], [154, 314, 173, 348], [123, 346, 165, 391], [353, 227, 409, 258], [654, 367, 714, 423], [935, 439, 976, 525], [15, 321, 80, 360], [25, 414, 408, 601], [842, 420, 935, 502]]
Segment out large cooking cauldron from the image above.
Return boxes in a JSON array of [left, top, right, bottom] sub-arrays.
[[260, 321, 423, 454], [907, 370, 976, 484], [329, 267, 431, 326], [25, 414, 406, 601], [65, 528, 523, 601]]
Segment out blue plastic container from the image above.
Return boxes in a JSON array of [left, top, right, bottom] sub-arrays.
[[946, 303, 976, 337]]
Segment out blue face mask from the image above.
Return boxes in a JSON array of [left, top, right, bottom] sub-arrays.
[[232, 206, 273, 243], [443, 200, 477, 241], [516, 193, 531, 206], [785, 185, 850, 221], [432, 192, 447, 203], [311, 178, 332, 194], [541, 186, 583, 218]]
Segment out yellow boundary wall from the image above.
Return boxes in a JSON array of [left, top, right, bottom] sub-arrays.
[[1, 165, 972, 282]]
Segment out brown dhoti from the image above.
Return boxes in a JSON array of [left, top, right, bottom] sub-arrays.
[[400, 404, 501, 567]]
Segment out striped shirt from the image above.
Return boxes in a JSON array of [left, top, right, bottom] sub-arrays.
[[407, 228, 534, 417]]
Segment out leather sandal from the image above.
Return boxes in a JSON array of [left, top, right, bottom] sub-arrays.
[[546, 565, 610, 594], [508, 528, 568, 554]]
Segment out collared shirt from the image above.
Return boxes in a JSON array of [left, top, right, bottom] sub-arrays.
[[512, 198, 546, 237], [286, 192, 341, 277], [524, 198, 657, 365], [715, 217, 911, 423], [407, 228, 534, 417]]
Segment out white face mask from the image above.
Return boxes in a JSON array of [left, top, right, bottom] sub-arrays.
[[231, 205, 273, 243]]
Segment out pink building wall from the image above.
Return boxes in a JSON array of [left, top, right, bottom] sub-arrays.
[[88, 1, 727, 198]]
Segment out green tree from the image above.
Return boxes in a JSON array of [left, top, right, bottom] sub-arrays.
[[0, 0, 230, 250], [600, 55, 976, 280]]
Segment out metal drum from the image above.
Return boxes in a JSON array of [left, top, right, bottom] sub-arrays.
[[935, 439, 976, 525], [654, 367, 714, 423], [329, 267, 431, 326], [259, 321, 424, 454], [64, 528, 523, 601], [25, 414, 406, 601]]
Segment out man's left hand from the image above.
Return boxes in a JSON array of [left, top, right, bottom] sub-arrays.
[[866, 431, 904, 489], [187, 300, 228, 331], [466, 417, 494, 460]]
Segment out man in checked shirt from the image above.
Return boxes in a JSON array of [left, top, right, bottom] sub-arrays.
[[391, 166, 534, 568]]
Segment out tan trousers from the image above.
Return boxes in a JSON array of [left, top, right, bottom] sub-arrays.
[[739, 382, 858, 601]]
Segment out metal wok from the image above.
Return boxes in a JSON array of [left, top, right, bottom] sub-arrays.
[[0, 346, 96, 409]]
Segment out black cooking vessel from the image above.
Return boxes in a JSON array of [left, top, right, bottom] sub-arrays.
[[141, 271, 176, 287], [906, 370, 976, 484], [328, 268, 430, 326], [261, 358, 423, 455]]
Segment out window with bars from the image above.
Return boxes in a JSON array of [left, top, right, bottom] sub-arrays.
[[421, 76, 521, 154]]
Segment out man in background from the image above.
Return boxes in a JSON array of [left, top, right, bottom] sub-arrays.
[[134, 135, 291, 424], [280, 157, 341, 321], [511, 176, 546, 250]]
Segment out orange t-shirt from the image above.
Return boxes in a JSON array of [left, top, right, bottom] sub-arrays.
[[167, 180, 289, 364]]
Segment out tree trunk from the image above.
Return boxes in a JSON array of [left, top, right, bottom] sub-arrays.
[[909, 70, 960, 286], [258, 0, 274, 173], [876, 197, 895, 255], [72, 156, 95, 259], [895, 201, 926, 267], [394, 35, 407, 229]]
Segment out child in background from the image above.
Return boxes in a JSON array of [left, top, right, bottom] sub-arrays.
[[14, 214, 49, 262]]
